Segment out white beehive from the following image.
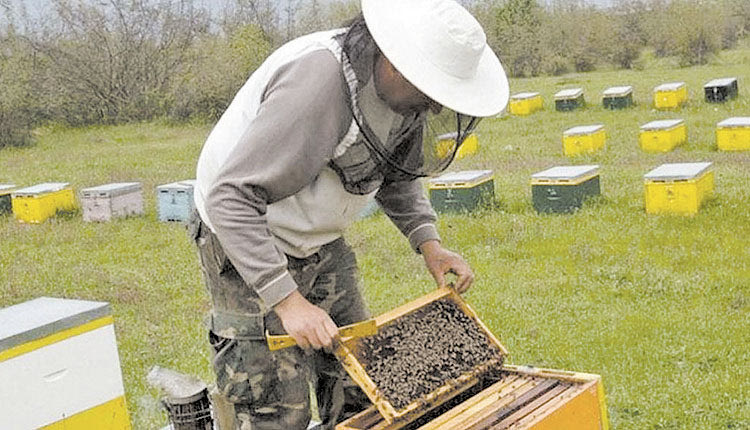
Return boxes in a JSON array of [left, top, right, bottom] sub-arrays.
[[81, 182, 144, 222], [0, 297, 131, 429]]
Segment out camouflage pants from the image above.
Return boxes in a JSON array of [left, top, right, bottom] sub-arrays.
[[191, 214, 371, 430]]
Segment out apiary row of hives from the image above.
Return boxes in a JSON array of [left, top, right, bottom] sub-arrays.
[[429, 161, 715, 216], [0, 180, 197, 224], [560, 117, 750, 156], [333, 287, 609, 430], [509, 77, 739, 115]]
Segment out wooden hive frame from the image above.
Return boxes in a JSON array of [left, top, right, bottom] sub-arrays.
[[334, 287, 508, 425], [336, 365, 609, 430]]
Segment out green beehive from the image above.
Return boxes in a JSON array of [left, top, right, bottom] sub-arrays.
[[531, 165, 600, 214], [0, 184, 15, 214], [428, 170, 494, 213], [602, 86, 634, 109], [554, 88, 585, 112]]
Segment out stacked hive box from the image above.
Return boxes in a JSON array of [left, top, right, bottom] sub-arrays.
[[562, 125, 606, 157], [554, 88, 585, 112], [436, 132, 478, 161], [704, 77, 738, 103], [644, 162, 714, 215], [531, 165, 601, 214], [716, 117, 750, 151], [639, 119, 687, 153], [0, 184, 15, 214], [80, 182, 144, 222], [653, 82, 687, 109], [509, 92, 543, 116], [0, 297, 131, 429], [334, 288, 610, 430], [11, 182, 77, 223], [602, 86, 634, 109], [157, 179, 196, 222], [428, 170, 494, 213]]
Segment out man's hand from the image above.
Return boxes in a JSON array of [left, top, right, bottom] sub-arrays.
[[273, 290, 339, 352], [419, 240, 474, 293]]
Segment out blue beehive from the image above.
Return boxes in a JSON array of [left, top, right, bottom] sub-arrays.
[[156, 180, 195, 222]]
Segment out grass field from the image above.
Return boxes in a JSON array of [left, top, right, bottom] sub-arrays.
[[1, 46, 749, 429]]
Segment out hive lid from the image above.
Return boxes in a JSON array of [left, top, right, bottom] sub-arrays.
[[428, 170, 493, 187], [644, 162, 712, 181], [0, 184, 15, 196], [81, 182, 142, 197], [554, 88, 583, 99], [12, 182, 70, 196], [704, 77, 737, 88], [640, 119, 684, 130], [0, 297, 111, 353], [157, 179, 196, 190], [654, 82, 685, 92], [532, 165, 600, 181], [335, 287, 507, 424], [603, 86, 633, 97], [717, 117, 750, 128], [511, 92, 540, 100], [564, 124, 604, 135]]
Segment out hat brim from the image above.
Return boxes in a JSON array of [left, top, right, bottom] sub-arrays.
[[362, 0, 509, 117]]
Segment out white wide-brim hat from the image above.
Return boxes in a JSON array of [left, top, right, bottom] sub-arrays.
[[362, 0, 509, 117]]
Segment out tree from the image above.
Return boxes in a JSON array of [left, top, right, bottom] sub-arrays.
[[27, 0, 208, 124], [487, 0, 545, 77]]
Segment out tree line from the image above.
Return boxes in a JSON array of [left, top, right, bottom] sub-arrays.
[[1, 0, 749, 148]]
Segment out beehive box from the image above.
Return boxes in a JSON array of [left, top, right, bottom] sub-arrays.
[[509, 92, 543, 116], [336, 365, 609, 430], [436, 132, 478, 161], [0, 184, 15, 214], [562, 125, 606, 157], [11, 182, 77, 223], [716, 117, 750, 151], [639, 119, 687, 153], [554, 88, 585, 112], [644, 162, 714, 215], [0, 297, 131, 429], [653, 82, 687, 109], [531, 165, 600, 214], [428, 170, 494, 213], [704, 77, 738, 103], [81, 182, 144, 222], [602, 85, 633, 109], [157, 179, 196, 222], [335, 287, 508, 425]]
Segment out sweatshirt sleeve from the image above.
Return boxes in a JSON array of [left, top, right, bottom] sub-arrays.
[[375, 179, 441, 252], [205, 49, 351, 308]]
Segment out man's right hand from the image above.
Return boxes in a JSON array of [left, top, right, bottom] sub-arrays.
[[273, 290, 340, 352]]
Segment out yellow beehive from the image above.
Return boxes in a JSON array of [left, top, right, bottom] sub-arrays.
[[436, 132, 478, 160], [716, 117, 750, 151], [644, 162, 714, 215], [562, 125, 606, 157], [639, 119, 687, 153], [653, 82, 687, 109], [336, 365, 610, 430], [509, 92, 543, 116], [12, 182, 77, 223]]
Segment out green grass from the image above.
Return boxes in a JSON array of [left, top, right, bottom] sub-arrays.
[[2, 47, 749, 429]]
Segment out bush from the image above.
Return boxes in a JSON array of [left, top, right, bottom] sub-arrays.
[[0, 28, 36, 148]]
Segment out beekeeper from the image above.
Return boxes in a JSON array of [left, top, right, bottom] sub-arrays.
[[191, 0, 509, 428]]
